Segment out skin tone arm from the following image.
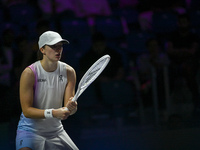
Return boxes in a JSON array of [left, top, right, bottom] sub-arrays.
[[52, 65, 77, 118], [20, 67, 46, 119], [64, 65, 77, 115], [20, 67, 77, 120]]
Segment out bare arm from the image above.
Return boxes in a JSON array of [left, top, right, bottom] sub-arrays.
[[64, 65, 77, 115], [20, 67, 46, 119]]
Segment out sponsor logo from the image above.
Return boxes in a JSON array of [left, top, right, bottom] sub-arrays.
[[37, 79, 47, 82]]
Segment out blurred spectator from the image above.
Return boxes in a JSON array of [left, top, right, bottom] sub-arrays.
[[74, 0, 112, 18], [138, 0, 186, 31], [74, 0, 112, 32], [0, 28, 15, 122], [79, 32, 125, 104], [136, 38, 169, 108], [13, 35, 36, 82], [0, 28, 15, 88], [166, 13, 200, 112], [119, 0, 139, 9], [138, 0, 157, 31], [37, 0, 112, 18], [37, 0, 76, 19], [1, 0, 27, 6], [37, 0, 111, 32], [138, 10, 154, 31], [170, 0, 186, 14], [30, 19, 51, 61]]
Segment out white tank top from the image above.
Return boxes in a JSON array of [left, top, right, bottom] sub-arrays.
[[17, 61, 68, 135]]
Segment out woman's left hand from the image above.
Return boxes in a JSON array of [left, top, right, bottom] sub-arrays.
[[66, 97, 78, 114]]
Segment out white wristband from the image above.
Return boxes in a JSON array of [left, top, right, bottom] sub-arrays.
[[44, 109, 53, 119]]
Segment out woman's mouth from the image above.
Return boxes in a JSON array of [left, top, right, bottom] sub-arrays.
[[56, 53, 61, 57]]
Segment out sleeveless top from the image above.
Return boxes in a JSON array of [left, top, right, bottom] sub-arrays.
[[17, 61, 68, 135]]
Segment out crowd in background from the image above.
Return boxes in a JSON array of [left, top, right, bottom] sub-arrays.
[[0, 0, 200, 130]]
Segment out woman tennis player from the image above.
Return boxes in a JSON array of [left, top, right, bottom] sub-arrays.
[[16, 31, 79, 150]]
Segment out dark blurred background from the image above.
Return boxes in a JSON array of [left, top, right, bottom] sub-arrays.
[[1, 0, 200, 149]]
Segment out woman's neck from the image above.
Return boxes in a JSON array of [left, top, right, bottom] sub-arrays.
[[40, 59, 58, 72]]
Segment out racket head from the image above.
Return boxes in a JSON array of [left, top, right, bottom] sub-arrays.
[[72, 54, 110, 101]]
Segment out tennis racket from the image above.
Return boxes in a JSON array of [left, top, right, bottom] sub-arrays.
[[65, 54, 111, 110]]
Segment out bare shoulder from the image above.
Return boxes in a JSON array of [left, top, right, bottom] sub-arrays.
[[21, 67, 35, 77], [65, 64, 76, 81], [20, 67, 35, 85], [66, 64, 76, 75]]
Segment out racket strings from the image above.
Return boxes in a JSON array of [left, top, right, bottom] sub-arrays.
[[67, 55, 110, 104], [84, 59, 106, 85]]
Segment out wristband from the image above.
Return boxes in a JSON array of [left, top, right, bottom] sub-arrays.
[[44, 109, 53, 118]]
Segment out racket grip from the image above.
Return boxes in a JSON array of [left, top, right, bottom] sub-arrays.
[[71, 97, 76, 102], [65, 97, 77, 110]]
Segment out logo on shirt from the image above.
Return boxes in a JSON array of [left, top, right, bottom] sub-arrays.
[[20, 140, 23, 146], [37, 79, 47, 82], [59, 75, 63, 82]]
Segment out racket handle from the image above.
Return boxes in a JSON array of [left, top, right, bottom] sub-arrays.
[[71, 96, 77, 102], [65, 97, 77, 110]]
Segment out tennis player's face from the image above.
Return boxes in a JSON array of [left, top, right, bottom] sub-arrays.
[[44, 42, 63, 61]]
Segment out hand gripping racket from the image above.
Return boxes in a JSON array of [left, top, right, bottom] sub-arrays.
[[65, 54, 111, 110]]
